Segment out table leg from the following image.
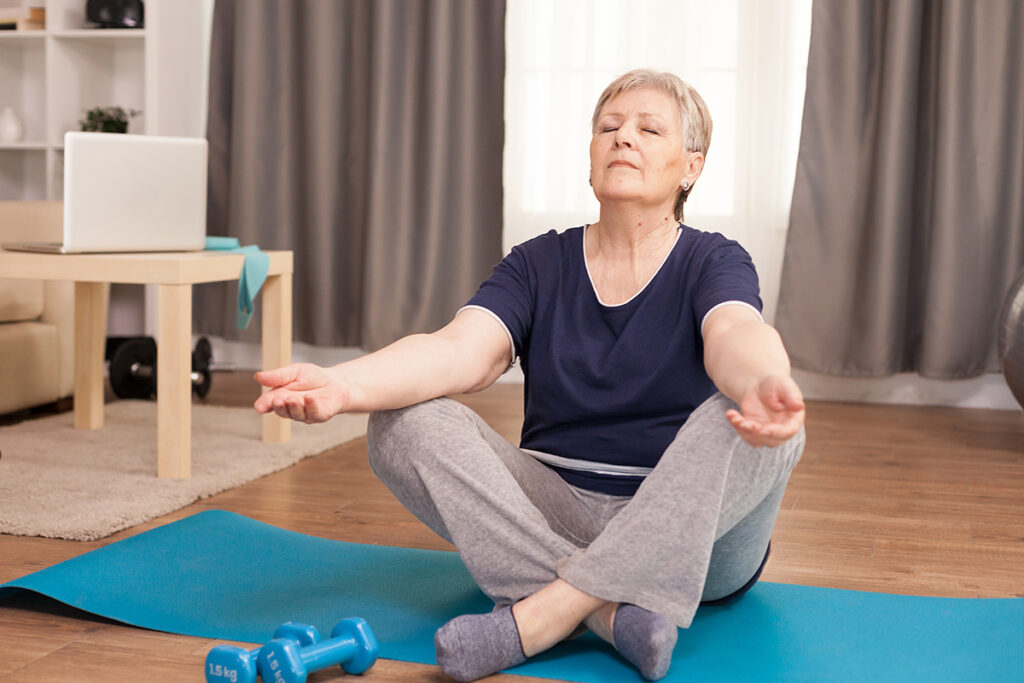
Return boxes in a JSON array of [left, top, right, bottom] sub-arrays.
[[73, 282, 108, 430], [157, 284, 192, 479], [262, 272, 292, 443]]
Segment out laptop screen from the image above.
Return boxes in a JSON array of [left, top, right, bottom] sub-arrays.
[[62, 132, 208, 253]]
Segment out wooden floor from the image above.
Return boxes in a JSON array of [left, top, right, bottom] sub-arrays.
[[1, 372, 1022, 681]]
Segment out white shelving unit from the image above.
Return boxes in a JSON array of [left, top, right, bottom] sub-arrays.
[[1, 0, 210, 336], [0, 0, 208, 202]]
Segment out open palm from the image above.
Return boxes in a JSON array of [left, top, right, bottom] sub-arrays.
[[725, 375, 806, 448], [253, 363, 349, 423]]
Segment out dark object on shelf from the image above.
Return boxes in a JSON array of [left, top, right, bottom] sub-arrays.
[[108, 336, 213, 400], [86, 0, 144, 29], [79, 106, 141, 134]]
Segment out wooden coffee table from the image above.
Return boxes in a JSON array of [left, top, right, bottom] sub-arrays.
[[0, 248, 293, 478]]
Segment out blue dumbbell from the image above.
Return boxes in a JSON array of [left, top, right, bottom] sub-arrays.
[[205, 622, 321, 683], [257, 617, 378, 682]]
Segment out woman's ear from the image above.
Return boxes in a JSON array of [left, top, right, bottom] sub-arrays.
[[680, 153, 705, 191], [687, 151, 706, 180]]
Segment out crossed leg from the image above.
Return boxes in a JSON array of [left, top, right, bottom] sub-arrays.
[[367, 394, 804, 681]]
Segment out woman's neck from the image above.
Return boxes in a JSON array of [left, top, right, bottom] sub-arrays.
[[585, 205, 681, 306], [590, 203, 679, 255]]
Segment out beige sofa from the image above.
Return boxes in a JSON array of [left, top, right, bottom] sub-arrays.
[[0, 201, 76, 415]]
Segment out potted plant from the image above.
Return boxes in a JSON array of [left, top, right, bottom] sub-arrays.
[[78, 106, 141, 134]]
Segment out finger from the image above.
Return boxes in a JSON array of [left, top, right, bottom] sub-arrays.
[[300, 397, 320, 423], [781, 395, 806, 413], [750, 421, 789, 441], [284, 397, 309, 423], [303, 396, 330, 423], [728, 412, 765, 439], [266, 396, 289, 419], [291, 397, 327, 424], [757, 421, 802, 447], [729, 415, 793, 448], [265, 394, 302, 422], [726, 410, 750, 429], [729, 407, 772, 431], [256, 387, 303, 415], [728, 405, 798, 443], [254, 364, 302, 389], [297, 399, 331, 424], [759, 384, 788, 412], [766, 384, 800, 413], [253, 389, 285, 413], [777, 381, 806, 411], [771, 410, 806, 436]]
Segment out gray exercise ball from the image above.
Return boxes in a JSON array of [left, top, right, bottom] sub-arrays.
[[997, 266, 1024, 409]]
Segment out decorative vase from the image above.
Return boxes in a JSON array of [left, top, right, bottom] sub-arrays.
[[0, 107, 25, 143]]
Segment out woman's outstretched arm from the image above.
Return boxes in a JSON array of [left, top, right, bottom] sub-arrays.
[[253, 308, 512, 423], [702, 304, 805, 447]]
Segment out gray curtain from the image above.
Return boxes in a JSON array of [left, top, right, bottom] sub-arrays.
[[197, 0, 505, 350], [775, 0, 1024, 379]]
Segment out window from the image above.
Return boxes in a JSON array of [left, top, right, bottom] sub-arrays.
[[504, 0, 812, 320]]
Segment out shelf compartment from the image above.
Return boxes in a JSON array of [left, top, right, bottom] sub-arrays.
[[0, 148, 47, 200], [0, 37, 46, 143], [47, 35, 146, 143], [44, 0, 144, 33]]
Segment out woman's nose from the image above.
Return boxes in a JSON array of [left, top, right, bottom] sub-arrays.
[[613, 128, 634, 149]]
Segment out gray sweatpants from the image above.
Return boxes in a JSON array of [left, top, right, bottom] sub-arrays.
[[367, 392, 805, 627]]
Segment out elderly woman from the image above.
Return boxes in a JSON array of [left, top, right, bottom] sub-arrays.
[[255, 69, 805, 682]]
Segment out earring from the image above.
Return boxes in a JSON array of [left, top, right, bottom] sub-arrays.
[[682, 181, 690, 191]]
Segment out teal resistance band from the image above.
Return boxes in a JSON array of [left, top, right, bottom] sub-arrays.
[[205, 236, 270, 330]]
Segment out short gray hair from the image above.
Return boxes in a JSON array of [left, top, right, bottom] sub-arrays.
[[591, 69, 713, 220]]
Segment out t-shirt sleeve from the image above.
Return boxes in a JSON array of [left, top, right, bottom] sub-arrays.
[[463, 244, 535, 360], [693, 237, 763, 330]]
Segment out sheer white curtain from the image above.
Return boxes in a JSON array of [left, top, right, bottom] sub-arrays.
[[504, 0, 811, 322]]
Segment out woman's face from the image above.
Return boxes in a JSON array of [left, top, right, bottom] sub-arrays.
[[589, 87, 702, 214]]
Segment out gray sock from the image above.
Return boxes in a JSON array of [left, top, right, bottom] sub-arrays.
[[434, 605, 527, 681], [612, 603, 678, 681]]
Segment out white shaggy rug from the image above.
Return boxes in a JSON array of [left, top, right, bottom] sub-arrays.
[[0, 401, 368, 541]]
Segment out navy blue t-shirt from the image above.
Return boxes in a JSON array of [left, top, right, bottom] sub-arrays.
[[465, 225, 761, 495]]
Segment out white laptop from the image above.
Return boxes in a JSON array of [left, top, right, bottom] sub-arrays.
[[3, 132, 207, 254]]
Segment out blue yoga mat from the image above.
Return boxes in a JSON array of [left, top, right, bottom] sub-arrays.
[[1, 510, 1020, 682]]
